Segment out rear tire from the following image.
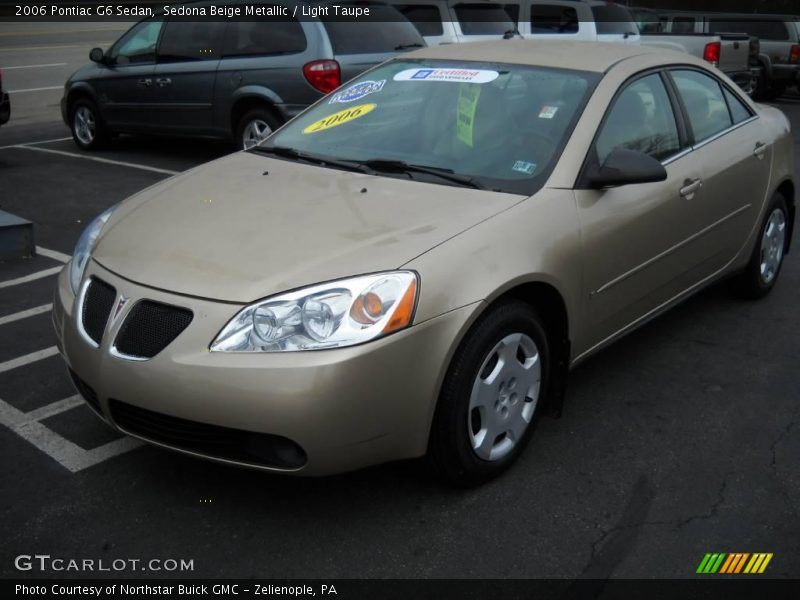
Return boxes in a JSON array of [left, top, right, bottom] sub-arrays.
[[427, 300, 550, 487], [235, 108, 281, 150], [731, 193, 790, 299], [70, 98, 109, 150]]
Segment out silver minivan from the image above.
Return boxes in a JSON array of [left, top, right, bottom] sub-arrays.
[[61, 0, 425, 150]]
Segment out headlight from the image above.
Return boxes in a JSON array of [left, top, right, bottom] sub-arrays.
[[69, 205, 116, 295], [210, 272, 418, 352]]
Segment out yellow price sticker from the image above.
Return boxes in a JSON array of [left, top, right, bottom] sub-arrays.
[[302, 103, 377, 134]]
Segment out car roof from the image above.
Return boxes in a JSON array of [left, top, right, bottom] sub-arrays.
[[407, 40, 676, 73]]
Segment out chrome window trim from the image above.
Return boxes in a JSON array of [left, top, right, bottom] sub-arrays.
[[75, 278, 102, 349], [661, 115, 759, 166], [690, 115, 759, 151]]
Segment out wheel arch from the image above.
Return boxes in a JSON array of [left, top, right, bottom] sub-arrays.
[[775, 178, 795, 253], [229, 92, 286, 135], [65, 83, 98, 116], [434, 279, 572, 427]]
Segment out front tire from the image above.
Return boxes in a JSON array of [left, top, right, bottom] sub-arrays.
[[427, 300, 549, 487], [731, 193, 790, 299], [70, 98, 109, 150]]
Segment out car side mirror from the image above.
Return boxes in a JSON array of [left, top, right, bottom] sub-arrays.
[[89, 48, 105, 64], [587, 148, 667, 188]]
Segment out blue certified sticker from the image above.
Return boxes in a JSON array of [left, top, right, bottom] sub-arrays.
[[410, 69, 434, 80], [512, 160, 537, 175], [329, 80, 386, 104]]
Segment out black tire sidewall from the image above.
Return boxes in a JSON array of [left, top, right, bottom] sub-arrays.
[[236, 108, 281, 150], [70, 99, 106, 150], [429, 300, 550, 486]]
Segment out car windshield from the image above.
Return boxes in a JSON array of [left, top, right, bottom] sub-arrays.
[[259, 60, 597, 194]]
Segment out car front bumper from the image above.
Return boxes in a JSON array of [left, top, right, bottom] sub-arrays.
[[53, 261, 478, 476]]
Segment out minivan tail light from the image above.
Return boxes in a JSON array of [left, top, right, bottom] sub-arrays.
[[303, 60, 341, 94], [790, 44, 800, 64], [703, 41, 721, 66]]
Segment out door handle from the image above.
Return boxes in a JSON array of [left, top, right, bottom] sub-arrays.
[[137, 78, 152, 88], [680, 178, 703, 199], [156, 77, 172, 87], [754, 142, 768, 159]]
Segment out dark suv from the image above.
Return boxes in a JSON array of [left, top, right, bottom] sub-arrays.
[[61, 0, 424, 150], [0, 68, 9, 128]]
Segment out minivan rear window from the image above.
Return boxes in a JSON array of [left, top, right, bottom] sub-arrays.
[[222, 20, 307, 57], [322, 5, 425, 53], [396, 5, 445, 37], [158, 21, 225, 62], [591, 6, 638, 35], [453, 4, 515, 35]]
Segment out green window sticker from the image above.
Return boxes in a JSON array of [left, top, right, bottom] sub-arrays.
[[456, 84, 481, 148]]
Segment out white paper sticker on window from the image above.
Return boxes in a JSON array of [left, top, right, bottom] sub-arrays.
[[393, 68, 499, 84]]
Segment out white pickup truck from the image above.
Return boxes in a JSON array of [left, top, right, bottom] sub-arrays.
[[631, 8, 759, 97]]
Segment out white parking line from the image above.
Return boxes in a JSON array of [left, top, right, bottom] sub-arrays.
[[3, 63, 67, 70], [8, 86, 63, 93], [0, 304, 52, 326], [36, 246, 71, 263], [25, 394, 82, 421], [0, 266, 62, 289], [15, 145, 180, 175], [0, 346, 60, 374], [0, 396, 143, 472], [0, 137, 72, 151]]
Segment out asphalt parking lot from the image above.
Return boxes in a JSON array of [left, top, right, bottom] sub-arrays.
[[1, 25, 799, 580]]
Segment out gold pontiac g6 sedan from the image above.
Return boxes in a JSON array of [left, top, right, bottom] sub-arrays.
[[53, 41, 795, 486]]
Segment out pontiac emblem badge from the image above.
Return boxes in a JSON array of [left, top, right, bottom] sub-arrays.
[[112, 295, 129, 322]]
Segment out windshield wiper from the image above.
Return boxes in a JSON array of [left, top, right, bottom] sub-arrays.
[[394, 43, 425, 50], [357, 159, 485, 189], [250, 145, 364, 172]]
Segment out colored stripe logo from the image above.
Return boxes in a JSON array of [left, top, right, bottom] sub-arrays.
[[697, 553, 773, 574]]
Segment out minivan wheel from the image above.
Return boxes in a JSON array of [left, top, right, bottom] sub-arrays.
[[70, 98, 109, 150], [236, 108, 281, 150], [731, 193, 789, 299], [427, 300, 549, 487]]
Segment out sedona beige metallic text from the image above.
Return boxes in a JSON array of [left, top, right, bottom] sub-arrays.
[[54, 41, 795, 486]]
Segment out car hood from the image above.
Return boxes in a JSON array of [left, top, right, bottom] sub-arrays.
[[93, 152, 524, 303]]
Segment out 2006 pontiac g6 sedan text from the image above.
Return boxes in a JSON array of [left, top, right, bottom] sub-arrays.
[[54, 41, 795, 486]]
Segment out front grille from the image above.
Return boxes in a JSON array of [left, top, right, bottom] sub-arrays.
[[113, 301, 193, 359], [81, 277, 116, 345], [68, 368, 102, 414], [108, 400, 307, 469]]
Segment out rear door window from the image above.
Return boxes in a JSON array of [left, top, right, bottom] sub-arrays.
[[323, 5, 424, 53], [453, 3, 515, 35], [671, 70, 733, 143], [530, 5, 578, 34], [396, 5, 445, 37], [591, 5, 638, 35], [222, 20, 307, 57], [671, 17, 696, 34], [157, 21, 225, 62]]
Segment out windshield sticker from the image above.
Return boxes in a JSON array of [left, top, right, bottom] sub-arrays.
[[456, 84, 481, 148], [329, 80, 386, 104], [512, 160, 537, 175], [393, 68, 499, 84], [538, 105, 559, 119], [302, 103, 377, 134]]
